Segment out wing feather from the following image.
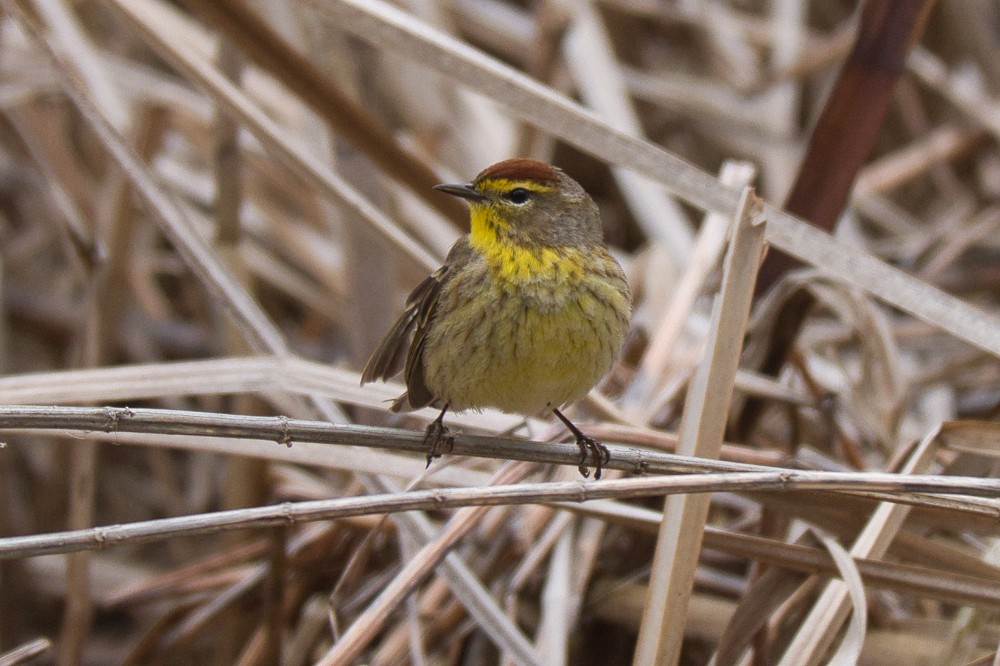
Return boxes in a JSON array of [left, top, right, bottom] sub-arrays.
[[361, 239, 474, 411], [360, 273, 438, 385]]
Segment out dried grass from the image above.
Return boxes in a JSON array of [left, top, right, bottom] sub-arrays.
[[2, 1, 1000, 665]]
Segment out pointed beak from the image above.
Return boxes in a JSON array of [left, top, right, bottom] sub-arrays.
[[433, 182, 488, 202]]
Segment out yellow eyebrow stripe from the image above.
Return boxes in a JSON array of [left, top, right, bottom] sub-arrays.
[[478, 178, 555, 193]]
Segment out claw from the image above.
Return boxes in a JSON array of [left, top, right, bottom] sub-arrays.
[[554, 408, 610, 479], [423, 404, 453, 468], [576, 435, 609, 480]]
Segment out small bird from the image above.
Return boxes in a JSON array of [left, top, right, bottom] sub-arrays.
[[361, 158, 632, 478]]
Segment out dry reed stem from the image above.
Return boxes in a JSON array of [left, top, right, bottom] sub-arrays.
[[0, 638, 52, 666], [3, 468, 998, 561], [635, 187, 766, 664], [2, 0, 1000, 662], [363, 474, 543, 666]]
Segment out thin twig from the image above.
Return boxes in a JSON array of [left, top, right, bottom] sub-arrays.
[[1, 404, 997, 518], [2, 469, 998, 561]]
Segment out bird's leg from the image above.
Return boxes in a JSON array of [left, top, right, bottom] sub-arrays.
[[423, 404, 454, 468], [553, 408, 610, 480]]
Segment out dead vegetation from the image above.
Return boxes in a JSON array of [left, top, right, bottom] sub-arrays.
[[2, 0, 1000, 664]]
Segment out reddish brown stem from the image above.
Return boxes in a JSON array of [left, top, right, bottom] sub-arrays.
[[739, 0, 937, 437]]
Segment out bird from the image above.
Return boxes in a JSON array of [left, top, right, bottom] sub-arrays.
[[361, 158, 632, 478]]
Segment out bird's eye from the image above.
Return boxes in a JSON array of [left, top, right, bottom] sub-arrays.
[[504, 188, 532, 204]]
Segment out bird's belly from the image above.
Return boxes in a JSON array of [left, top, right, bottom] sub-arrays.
[[422, 283, 626, 415]]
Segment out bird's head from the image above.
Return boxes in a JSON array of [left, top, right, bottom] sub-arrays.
[[434, 158, 603, 250]]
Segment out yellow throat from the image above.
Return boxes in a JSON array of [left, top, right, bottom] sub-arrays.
[[466, 197, 584, 285]]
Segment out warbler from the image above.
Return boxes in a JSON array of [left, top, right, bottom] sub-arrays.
[[361, 158, 632, 478]]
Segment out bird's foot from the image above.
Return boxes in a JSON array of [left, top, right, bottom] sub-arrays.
[[553, 408, 610, 479], [422, 415, 454, 468], [574, 434, 610, 480]]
